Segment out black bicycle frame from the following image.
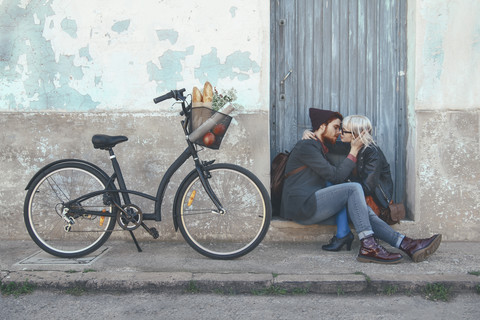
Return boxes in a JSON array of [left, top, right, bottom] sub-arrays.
[[64, 101, 224, 224]]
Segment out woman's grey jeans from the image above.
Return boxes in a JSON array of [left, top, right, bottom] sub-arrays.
[[300, 182, 404, 247]]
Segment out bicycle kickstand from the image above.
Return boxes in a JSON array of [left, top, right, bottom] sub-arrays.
[[129, 230, 142, 252]]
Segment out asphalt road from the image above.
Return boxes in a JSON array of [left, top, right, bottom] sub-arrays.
[[1, 290, 479, 320]]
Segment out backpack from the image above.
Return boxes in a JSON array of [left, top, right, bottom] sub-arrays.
[[270, 151, 306, 216]]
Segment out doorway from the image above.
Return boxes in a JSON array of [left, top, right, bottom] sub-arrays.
[[270, 0, 407, 203]]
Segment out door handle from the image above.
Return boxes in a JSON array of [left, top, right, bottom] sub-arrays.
[[280, 69, 293, 85]]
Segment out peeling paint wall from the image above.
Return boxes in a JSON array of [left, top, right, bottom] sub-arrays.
[[0, 0, 268, 111], [0, 0, 270, 240], [406, 0, 480, 240], [415, 0, 480, 110], [3, 0, 480, 242]]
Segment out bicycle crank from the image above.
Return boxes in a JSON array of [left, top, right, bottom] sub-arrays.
[[117, 204, 143, 231]]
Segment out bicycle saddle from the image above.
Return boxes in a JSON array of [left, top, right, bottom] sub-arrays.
[[92, 134, 128, 150]]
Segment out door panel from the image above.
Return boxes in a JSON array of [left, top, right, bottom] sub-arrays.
[[271, 0, 407, 202]]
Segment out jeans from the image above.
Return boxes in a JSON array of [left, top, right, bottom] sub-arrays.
[[367, 206, 405, 247], [300, 182, 403, 247], [324, 181, 350, 239]]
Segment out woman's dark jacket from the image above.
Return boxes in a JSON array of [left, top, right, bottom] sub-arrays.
[[353, 145, 394, 208], [279, 139, 356, 222]]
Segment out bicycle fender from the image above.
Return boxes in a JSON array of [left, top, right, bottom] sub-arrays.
[[25, 159, 110, 190]]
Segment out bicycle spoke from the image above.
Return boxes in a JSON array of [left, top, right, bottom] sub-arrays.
[[46, 176, 70, 203], [25, 163, 117, 258], [176, 164, 271, 259]]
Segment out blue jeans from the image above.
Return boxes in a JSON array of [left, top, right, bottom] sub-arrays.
[[325, 181, 350, 239], [301, 182, 404, 247], [366, 206, 405, 247]]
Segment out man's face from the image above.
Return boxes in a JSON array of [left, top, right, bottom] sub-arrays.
[[320, 119, 342, 144]]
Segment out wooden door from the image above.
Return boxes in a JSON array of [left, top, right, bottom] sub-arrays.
[[270, 0, 407, 202]]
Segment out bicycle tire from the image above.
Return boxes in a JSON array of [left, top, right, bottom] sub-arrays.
[[175, 163, 271, 259], [24, 162, 117, 258]]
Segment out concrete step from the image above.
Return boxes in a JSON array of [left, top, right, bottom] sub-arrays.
[[265, 218, 337, 242]]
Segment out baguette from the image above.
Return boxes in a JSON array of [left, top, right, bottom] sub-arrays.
[[192, 86, 203, 103], [202, 81, 213, 102]]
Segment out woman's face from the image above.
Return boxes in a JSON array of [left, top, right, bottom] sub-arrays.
[[340, 124, 354, 143]]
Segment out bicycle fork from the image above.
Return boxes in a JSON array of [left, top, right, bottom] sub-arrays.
[[195, 162, 226, 215]]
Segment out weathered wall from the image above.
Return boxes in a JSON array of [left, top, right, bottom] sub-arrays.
[[272, 0, 480, 243], [2, 0, 480, 243], [404, 0, 480, 240], [0, 0, 271, 240], [1, 112, 270, 241], [0, 0, 269, 111]]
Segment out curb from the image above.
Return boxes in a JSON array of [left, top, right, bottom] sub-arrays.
[[2, 270, 480, 295]]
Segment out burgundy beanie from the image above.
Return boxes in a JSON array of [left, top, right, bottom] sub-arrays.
[[309, 108, 343, 131]]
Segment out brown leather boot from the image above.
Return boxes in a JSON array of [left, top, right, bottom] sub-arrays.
[[357, 236, 403, 264], [400, 234, 442, 262]]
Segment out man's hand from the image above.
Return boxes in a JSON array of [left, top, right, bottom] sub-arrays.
[[302, 130, 315, 140]]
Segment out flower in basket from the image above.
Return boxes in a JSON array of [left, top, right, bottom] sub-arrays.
[[212, 87, 239, 111]]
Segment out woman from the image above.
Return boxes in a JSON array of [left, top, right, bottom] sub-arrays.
[[343, 115, 397, 219]]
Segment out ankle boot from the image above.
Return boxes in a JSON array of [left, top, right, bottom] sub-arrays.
[[400, 234, 442, 262], [322, 232, 354, 252], [357, 236, 403, 264]]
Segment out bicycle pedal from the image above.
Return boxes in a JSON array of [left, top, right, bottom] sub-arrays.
[[150, 227, 159, 239], [142, 223, 159, 239]]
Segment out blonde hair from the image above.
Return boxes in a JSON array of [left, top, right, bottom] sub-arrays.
[[342, 115, 377, 148]]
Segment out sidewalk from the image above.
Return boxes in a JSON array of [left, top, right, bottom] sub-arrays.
[[1, 239, 480, 295]]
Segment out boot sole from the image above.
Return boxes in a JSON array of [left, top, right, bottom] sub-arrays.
[[356, 255, 404, 264], [411, 234, 442, 262]]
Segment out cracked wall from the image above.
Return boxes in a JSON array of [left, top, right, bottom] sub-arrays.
[[0, 0, 268, 111], [0, 0, 270, 240], [404, 0, 480, 240], [2, 0, 480, 242]]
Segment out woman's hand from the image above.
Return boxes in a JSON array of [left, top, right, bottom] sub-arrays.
[[302, 130, 315, 140], [349, 132, 365, 156]]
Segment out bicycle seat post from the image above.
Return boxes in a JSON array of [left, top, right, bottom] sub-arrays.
[[107, 147, 131, 205]]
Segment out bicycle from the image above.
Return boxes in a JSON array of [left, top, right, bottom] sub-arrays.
[[23, 89, 272, 260]]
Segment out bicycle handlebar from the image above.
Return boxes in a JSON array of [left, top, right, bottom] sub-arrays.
[[153, 88, 186, 104]]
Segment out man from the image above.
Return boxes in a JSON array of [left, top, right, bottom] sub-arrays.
[[280, 108, 441, 264]]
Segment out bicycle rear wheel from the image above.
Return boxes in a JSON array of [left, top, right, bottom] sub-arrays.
[[24, 162, 117, 258], [175, 163, 271, 259]]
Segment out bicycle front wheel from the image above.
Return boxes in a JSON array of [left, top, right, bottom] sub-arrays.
[[24, 162, 117, 258], [175, 163, 271, 259]]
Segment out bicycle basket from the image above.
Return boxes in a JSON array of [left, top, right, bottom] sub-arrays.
[[190, 106, 232, 150]]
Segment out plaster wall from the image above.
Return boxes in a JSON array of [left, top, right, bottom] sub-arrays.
[[2, 0, 480, 243], [0, 0, 271, 241], [0, 0, 269, 112], [1, 112, 270, 241], [406, 0, 480, 240], [272, 0, 480, 243]]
